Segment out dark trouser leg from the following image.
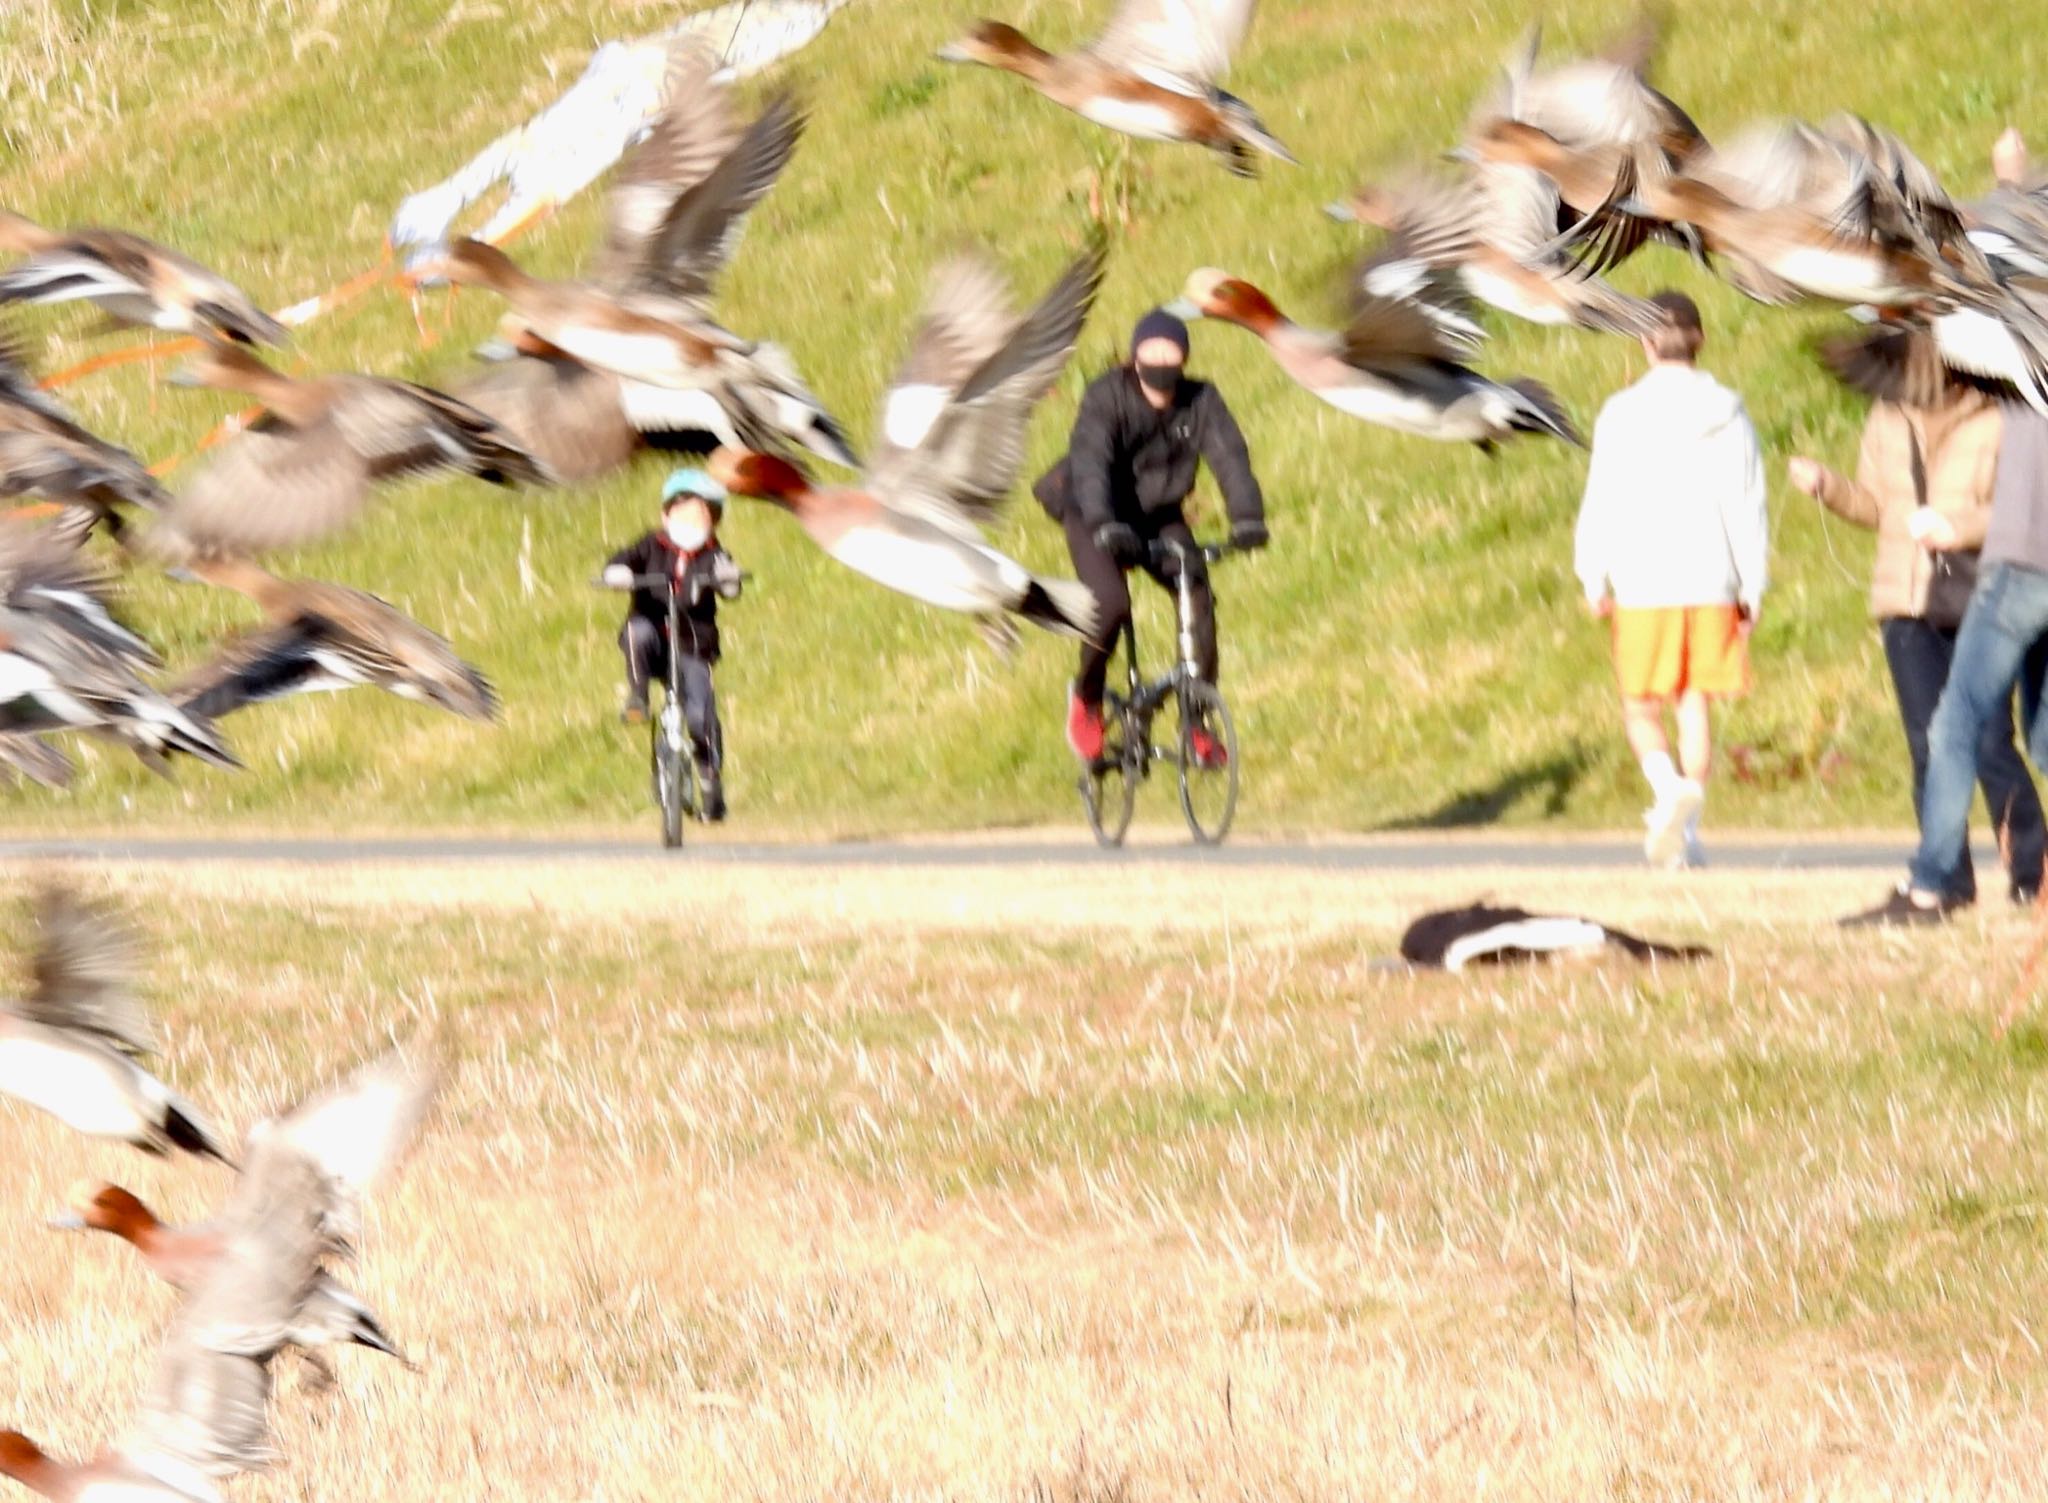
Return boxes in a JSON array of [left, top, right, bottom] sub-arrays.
[[1062, 512, 1131, 705], [676, 655, 720, 771], [1883, 617, 1975, 901], [1142, 514, 1218, 684], [620, 617, 665, 706]]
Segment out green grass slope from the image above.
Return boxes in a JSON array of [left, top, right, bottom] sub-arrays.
[[2, 0, 2043, 835]]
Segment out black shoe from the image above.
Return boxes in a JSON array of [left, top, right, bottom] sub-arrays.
[[1839, 885, 1958, 929], [621, 695, 648, 726], [2014, 885, 2041, 909], [699, 771, 726, 823]]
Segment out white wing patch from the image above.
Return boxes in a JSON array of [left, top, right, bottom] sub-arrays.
[[882, 383, 949, 451]]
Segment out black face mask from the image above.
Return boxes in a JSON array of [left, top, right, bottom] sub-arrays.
[[1135, 362, 1183, 395]]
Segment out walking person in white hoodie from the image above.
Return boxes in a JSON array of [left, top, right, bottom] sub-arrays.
[[1575, 292, 1768, 867]]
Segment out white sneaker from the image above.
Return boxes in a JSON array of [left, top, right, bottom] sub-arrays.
[[1644, 780, 1704, 867]]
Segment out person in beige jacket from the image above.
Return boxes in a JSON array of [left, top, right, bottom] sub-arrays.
[[1790, 387, 2046, 904]]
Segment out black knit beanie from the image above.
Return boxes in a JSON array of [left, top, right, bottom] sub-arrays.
[[1130, 307, 1190, 359]]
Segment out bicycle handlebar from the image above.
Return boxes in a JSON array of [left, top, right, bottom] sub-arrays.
[[1145, 538, 1237, 570], [591, 571, 750, 589]]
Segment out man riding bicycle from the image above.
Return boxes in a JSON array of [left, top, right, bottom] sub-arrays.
[[601, 466, 743, 821], [1033, 307, 1268, 767]]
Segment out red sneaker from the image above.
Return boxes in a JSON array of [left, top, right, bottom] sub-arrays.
[[1066, 691, 1104, 762], [1189, 726, 1228, 769]]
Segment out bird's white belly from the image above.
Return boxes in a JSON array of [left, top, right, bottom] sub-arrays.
[[1314, 379, 1487, 441], [1936, 308, 2023, 374], [1769, 245, 1912, 305], [829, 526, 1019, 614], [0, 652, 54, 707], [0, 1028, 147, 1139], [619, 381, 733, 439], [1078, 96, 1187, 142], [1461, 265, 1569, 324], [553, 327, 700, 388]]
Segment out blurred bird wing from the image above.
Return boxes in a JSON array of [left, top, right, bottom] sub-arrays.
[[627, 92, 804, 310], [591, 41, 740, 294], [21, 883, 155, 1056], [875, 250, 1018, 462], [124, 1340, 277, 1482], [164, 425, 368, 556], [249, 1039, 442, 1223], [1091, 0, 1254, 86], [874, 244, 1104, 531], [1338, 287, 1464, 367], [0, 519, 149, 660]]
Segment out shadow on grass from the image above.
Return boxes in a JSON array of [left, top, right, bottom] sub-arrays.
[[1376, 742, 1596, 831]]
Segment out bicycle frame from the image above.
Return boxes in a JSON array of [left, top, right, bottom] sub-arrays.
[[1114, 538, 1218, 748]]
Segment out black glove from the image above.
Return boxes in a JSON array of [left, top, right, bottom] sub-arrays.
[[1231, 518, 1270, 551], [1093, 521, 1142, 564]]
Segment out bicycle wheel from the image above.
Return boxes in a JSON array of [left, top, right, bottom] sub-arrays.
[[1174, 679, 1238, 845], [1079, 695, 1139, 849], [652, 702, 687, 849]]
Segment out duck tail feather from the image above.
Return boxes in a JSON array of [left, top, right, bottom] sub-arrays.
[[164, 1098, 235, 1165], [195, 300, 289, 348], [1017, 575, 1100, 640], [1504, 378, 1585, 446], [1216, 92, 1295, 165]]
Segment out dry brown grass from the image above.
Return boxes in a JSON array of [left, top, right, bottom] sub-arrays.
[[2, 857, 2047, 1500]]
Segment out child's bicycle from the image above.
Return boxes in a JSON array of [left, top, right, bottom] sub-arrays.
[[1078, 537, 1241, 847], [600, 572, 730, 849]]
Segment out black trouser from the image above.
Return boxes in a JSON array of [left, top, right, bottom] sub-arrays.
[[1882, 615, 2045, 900], [1063, 509, 1217, 705], [621, 618, 721, 770]]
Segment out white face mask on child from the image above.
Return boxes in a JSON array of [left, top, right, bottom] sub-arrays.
[[666, 518, 709, 551]]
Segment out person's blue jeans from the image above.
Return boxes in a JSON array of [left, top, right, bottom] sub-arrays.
[[1909, 562, 2048, 894], [1883, 616, 2047, 901]]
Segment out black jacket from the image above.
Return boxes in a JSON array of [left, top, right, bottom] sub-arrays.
[[609, 531, 740, 662], [1034, 367, 1264, 531]]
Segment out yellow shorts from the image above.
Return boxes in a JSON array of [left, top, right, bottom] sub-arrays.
[[1610, 605, 1751, 700]]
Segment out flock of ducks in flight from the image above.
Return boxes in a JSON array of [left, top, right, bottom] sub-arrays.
[[0, 3, 2044, 1494], [3, 1, 2047, 792], [0, 884, 438, 1501]]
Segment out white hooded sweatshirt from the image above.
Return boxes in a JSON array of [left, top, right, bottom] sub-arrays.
[[1573, 364, 1769, 613]]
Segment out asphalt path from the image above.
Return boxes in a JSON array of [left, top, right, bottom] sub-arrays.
[[0, 834, 1947, 870]]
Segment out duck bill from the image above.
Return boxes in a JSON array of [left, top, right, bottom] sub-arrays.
[[1160, 298, 1204, 321]]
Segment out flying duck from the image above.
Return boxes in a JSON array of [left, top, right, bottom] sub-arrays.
[[1167, 267, 1583, 451], [710, 244, 1107, 651], [171, 553, 497, 726], [0, 522, 239, 775], [0, 338, 165, 536], [145, 344, 548, 560], [1, 1040, 439, 1501], [939, 0, 1293, 176], [457, 46, 857, 474], [0, 883, 232, 1161], [1333, 169, 1660, 338], [0, 210, 285, 347]]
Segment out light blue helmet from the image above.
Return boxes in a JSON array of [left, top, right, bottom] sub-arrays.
[[661, 466, 727, 514]]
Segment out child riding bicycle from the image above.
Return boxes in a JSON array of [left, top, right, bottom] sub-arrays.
[[601, 467, 743, 821]]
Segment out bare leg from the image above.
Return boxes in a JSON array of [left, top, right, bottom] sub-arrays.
[[1621, 697, 1672, 771], [1674, 691, 1713, 783]]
